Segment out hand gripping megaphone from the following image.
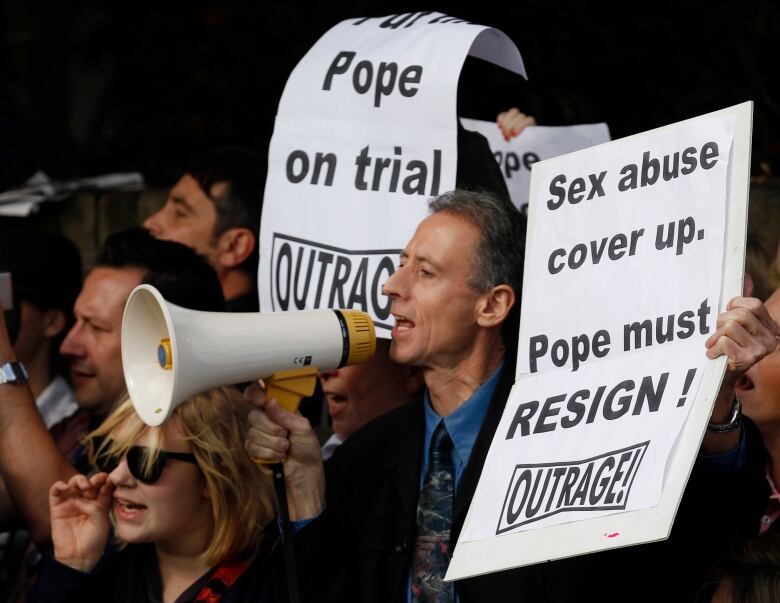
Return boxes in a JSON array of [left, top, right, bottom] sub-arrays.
[[121, 284, 376, 426]]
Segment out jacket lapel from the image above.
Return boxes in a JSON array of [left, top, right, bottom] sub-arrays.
[[452, 356, 515, 541], [388, 398, 425, 521]]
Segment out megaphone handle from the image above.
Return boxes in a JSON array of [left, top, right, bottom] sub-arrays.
[[266, 367, 319, 413], [273, 462, 301, 603], [253, 368, 319, 467]]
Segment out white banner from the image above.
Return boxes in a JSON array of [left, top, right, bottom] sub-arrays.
[[517, 115, 733, 377], [259, 13, 526, 336], [460, 119, 611, 214], [447, 102, 753, 579]]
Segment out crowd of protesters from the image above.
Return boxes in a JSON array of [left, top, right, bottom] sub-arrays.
[[0, 26, 779, 603]]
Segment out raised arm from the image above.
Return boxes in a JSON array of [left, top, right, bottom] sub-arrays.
[[0, 304, 77, 545]]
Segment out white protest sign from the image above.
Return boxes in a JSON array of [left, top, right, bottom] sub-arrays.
[[460, 119, 611, 214], [259, 13, 526, 335], [466, 340, 705, 536], [517, 115, 732, 377], [447, 102, 752, 580]]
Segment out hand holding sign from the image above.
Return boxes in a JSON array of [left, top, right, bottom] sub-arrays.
[[705, 296, 778, 374], [497, 107, 536, 141], [701, 296, 778, 454]]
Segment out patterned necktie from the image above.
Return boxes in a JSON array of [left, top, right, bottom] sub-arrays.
[[412, 421, 455, 602]]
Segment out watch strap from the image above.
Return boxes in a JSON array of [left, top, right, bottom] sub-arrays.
[[0, 361, 28, 385]]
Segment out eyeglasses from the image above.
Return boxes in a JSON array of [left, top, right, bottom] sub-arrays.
[[96, 442, 198, 485]]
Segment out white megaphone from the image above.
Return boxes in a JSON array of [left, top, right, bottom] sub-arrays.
[[121, 284, 376, 426]]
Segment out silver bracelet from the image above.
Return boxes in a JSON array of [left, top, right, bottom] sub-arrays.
[[707, 395, 742, 433]]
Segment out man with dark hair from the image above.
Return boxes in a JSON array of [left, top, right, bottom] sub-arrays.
[[59, 227, 224, 418], [94, 226, 226, 310], [0, 227, 223, 548], [144, 147, 266, 311], [144, 137, 505, 315], [248, 188, 776, 602], [0, 226, 82, 427]]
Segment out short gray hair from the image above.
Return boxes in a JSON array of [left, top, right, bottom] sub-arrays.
[[428, 189, 526, 295]]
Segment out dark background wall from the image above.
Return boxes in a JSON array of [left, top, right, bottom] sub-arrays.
[[1, 1, 778, 189]]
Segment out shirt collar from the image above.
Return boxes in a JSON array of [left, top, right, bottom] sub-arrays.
[[424, 361, 504, 471], [36, 375, 76, 425]]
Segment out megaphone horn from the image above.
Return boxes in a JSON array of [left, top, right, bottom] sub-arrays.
[[121, 284, 376, 426]]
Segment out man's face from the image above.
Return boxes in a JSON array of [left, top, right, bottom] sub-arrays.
[[320, 340, 422, 440], [383, 211, 485, 370], [143, 174, 224, 268], [737, 289, 780, 432], [59, 267, 145, 415]]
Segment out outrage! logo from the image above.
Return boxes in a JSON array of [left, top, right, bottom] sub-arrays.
[[270, 233, 400, 330], [496, 441, 648, 534]]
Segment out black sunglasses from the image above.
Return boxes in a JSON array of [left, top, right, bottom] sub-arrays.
[[96, 442, 197, 485]]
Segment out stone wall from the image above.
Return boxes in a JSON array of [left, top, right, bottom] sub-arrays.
[[0, 188, 167, 273]]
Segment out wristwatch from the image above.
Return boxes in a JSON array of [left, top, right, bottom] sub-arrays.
[[0, 361, 28, 385]]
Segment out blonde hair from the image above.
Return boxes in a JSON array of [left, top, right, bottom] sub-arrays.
[[87, 386, 275, 566]]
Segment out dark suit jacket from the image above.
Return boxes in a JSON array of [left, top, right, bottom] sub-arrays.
[[298, 362, 767, 603]]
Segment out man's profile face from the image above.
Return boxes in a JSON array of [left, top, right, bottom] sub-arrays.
[[738, 289, 780, 431], [59, 267, 145, 415], [143, 174, 223, 268], [383, 211, 485, 370]]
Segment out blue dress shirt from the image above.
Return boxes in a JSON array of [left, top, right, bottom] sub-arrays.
[[419, 362, 504, 492], [407, 362, 504, 603]]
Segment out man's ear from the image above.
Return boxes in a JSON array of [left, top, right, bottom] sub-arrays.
[[475, 284, 516, 329], [42, 308, 67, 339], [216, 228, 256, 269]]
